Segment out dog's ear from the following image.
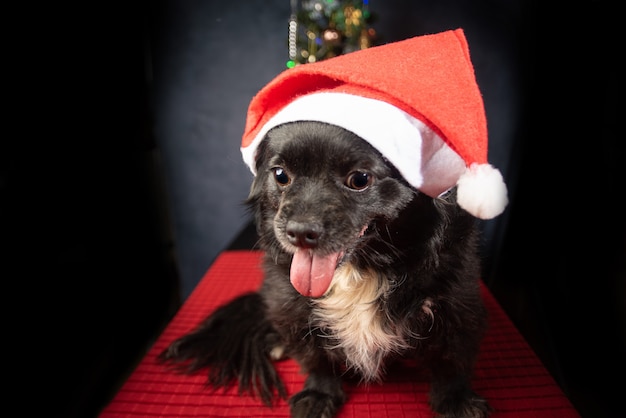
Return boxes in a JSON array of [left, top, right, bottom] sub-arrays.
[[246, 138, 270, 202], [245, 138, 270, 231]]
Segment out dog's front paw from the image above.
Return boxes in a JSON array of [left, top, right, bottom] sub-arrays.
[[431, 391, 492, 418], [289, 389, 344, 418]]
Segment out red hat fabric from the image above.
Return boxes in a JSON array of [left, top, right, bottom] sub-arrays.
[[241, 28, 508, 219]]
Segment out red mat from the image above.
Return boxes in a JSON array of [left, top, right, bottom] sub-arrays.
[[100, 250, 580, 417]]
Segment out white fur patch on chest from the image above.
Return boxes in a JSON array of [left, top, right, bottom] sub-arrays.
[[312, 263, 410, 381]]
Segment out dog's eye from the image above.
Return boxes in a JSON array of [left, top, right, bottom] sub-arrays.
[[346, 171, 373, 190], [272, 167, 291, 186]]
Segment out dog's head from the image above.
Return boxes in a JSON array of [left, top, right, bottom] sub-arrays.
[[247, 121, 429, 297]]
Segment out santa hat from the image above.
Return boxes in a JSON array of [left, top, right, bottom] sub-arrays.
[[240, 28, 508, 220]]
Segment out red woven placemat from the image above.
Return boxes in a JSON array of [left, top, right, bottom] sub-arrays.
[[100, 250, 580, 417]]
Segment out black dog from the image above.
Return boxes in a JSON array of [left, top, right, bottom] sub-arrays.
[[159, 121, 492, 417]]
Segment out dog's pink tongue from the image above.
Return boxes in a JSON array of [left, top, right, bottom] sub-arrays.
[[290, 249, 339, 298]]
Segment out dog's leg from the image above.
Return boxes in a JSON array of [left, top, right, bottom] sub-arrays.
[[429, 366, 491, 418], [158, 292, 286, 405], [289, 369, 345, 418], [425, 303, 491, 418]]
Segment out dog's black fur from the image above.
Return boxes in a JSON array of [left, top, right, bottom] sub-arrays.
[[159, 121, 492, 417]]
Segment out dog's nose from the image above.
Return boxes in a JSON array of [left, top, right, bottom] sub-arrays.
[[286, 220, 321, 249]]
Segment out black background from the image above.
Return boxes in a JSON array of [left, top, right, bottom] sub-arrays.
[[4, 1, 623, 417]]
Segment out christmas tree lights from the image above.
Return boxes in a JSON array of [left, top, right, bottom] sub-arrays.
[[287, 0, 377, 68]]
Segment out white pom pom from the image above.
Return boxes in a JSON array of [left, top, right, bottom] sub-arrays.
[[456, 163, 508, 219]]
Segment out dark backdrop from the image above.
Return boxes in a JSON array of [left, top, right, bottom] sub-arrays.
[[4, 1, 622, 417]]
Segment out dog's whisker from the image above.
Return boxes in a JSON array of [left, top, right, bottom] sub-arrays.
[[408, 329, 431, 341]]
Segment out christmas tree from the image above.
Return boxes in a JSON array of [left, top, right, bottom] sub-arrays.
[[287, 0, 377, 68]]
